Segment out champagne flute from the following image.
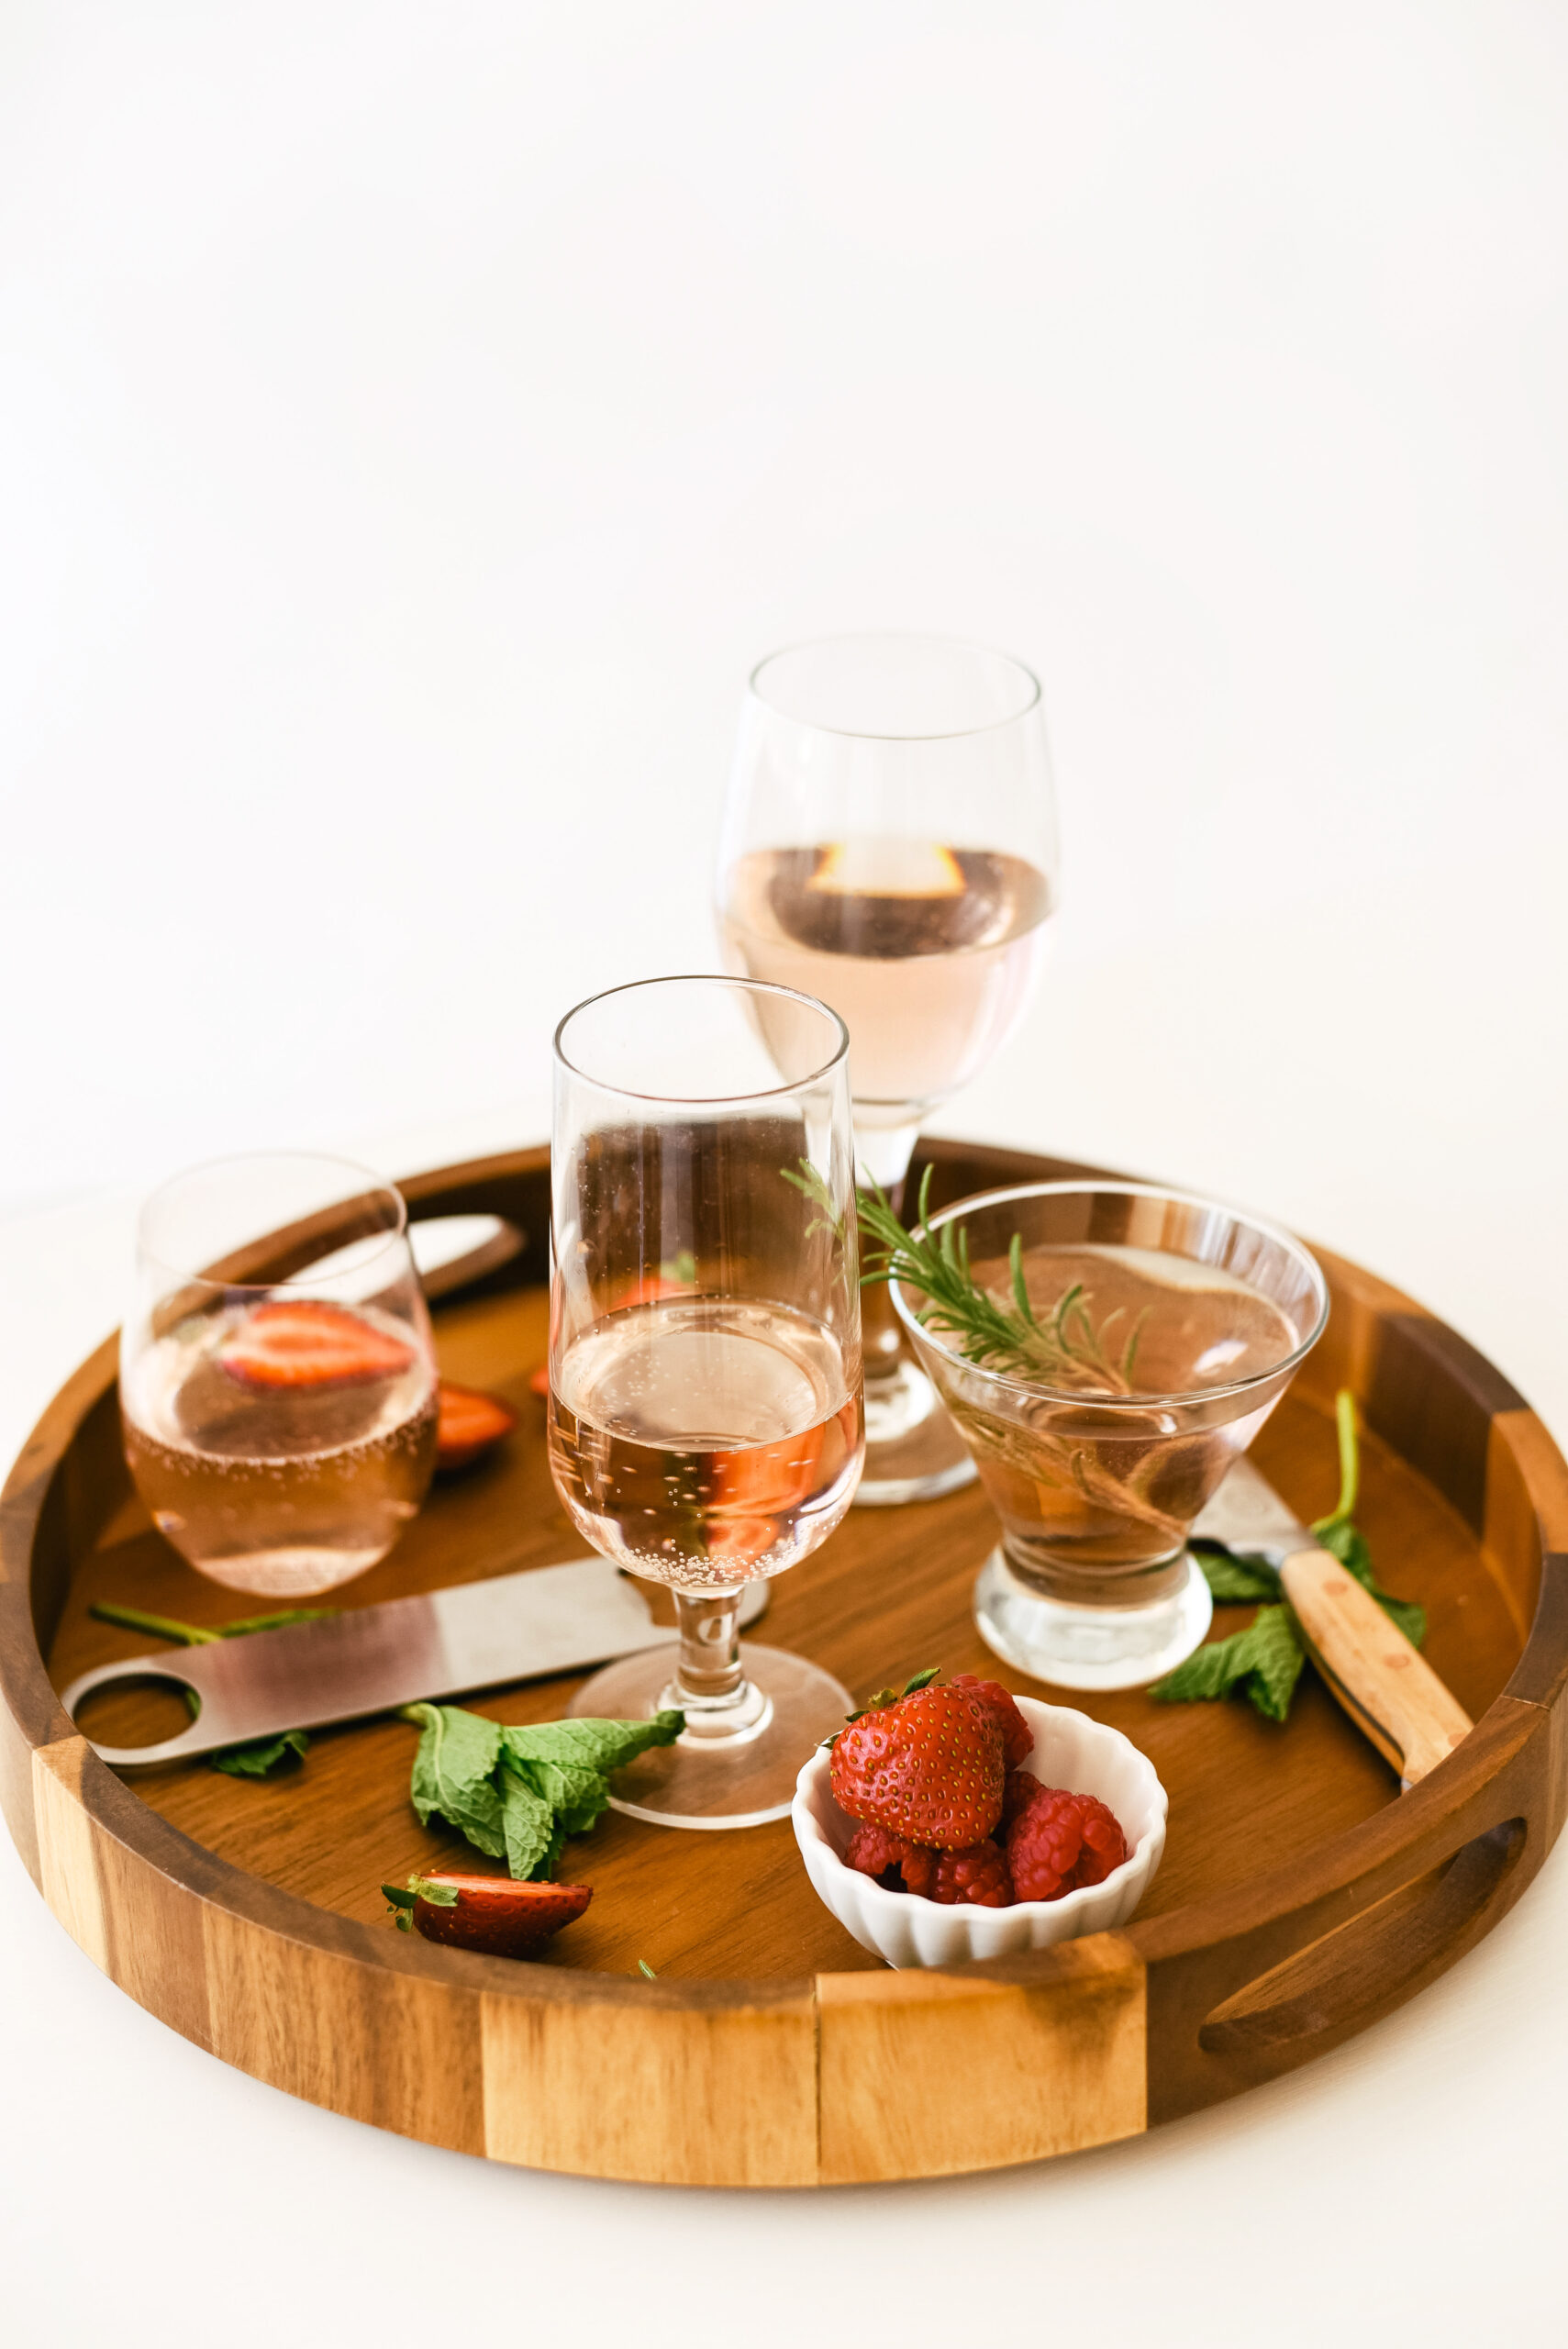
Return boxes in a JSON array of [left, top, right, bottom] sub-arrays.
[[548, 975, 864, 1829], [717, 633, 1060, 1505], [121, 1152, 439, 1596]]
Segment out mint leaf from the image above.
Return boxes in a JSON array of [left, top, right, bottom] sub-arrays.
[[498, 1762, 556, 1881], [211, 1727, 309, 1777], [1151, 1605, 1307, 1721], [1240, 1605, 1308, 1720], [1312, 1517, 1427, 1647], [506, 1753, 610, 1836], [406, 1702, 506, 1858], [499, 1711, 684, 1778], [1192, 1543, 1281, 1604]]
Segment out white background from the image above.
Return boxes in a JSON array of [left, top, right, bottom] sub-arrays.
[[3, 5, 1566, 2340]]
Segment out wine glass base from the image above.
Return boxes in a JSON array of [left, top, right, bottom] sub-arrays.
[[973, 1547, 1214, 1692], [568, 1642, 853, 1829], [853, 1361, 978, 1508]]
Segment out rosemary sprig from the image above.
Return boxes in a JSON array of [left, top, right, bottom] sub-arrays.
[[855, 1165, 1144, 1395]]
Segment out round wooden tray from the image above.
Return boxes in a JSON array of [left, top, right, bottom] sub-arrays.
[[3, 1139, 1566, 2188]]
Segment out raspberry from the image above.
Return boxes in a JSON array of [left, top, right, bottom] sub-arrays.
[[951, 1675, 1035, 1772], [844, 1820, 939, 1898], [930, 1839, 1013, 1907], [1069, 1794, 1129, 1887], [1006, 1785, 1129, 1903], [1001, 1768, 1043, 1828]]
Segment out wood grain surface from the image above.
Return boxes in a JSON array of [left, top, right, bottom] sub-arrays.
[[3, 1138, 1565, 2186]]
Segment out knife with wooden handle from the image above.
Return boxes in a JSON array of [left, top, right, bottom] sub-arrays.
[[1191, 1455, 1472, 1785]]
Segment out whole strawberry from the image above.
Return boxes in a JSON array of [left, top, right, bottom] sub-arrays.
[[830, 1673, 1004, 1850], [951, 1674, 1035, 1771]]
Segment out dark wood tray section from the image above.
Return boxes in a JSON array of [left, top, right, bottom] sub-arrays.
[[3, 1139, 1566, 2186]]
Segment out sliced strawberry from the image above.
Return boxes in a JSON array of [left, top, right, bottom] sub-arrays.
[[383, 1870, 591, 1959], [220, 1300, 415, 1390], [435, 1381, 518, 1472]]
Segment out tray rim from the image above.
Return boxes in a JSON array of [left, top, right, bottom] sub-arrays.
[[4, 1135, 1566, 2187]]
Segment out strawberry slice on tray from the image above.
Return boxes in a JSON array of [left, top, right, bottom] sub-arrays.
[[435, 1382, 518, 1472], [219, 1300, 416, 1390], [383, 1871, 591, 1958]]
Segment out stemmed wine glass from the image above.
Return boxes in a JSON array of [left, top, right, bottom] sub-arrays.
[[717, 633, 1060, 1505], [547, 975, 864, 1829]]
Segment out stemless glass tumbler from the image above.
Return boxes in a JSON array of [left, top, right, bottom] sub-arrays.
[[891, 1182, 1329, 1690], [548, 976, 864, 1829], [121, 1152, 439, 1597], [717, 633, 1060, 1505]]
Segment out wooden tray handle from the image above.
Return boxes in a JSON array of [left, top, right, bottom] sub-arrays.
[[1279, 1544, 1473, 1785]]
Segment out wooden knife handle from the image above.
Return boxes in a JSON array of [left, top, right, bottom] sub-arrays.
[[1279, 1545, 1473, 1784]]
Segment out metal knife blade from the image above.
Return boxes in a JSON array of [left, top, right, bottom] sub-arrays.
[[1191, 1454, 1471, 1785], [1191, 1454, 1319, 1564], [61, 1562, 770, 1769]]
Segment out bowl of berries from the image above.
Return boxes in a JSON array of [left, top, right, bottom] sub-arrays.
[[792, 1669, 1167, 1967]]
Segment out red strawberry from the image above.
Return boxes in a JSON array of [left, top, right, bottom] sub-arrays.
[[220, 1300, 415, 1389], [383, 1870, 591, 1959], [830, 1680, 1004, 1850], [844, 1820, 939, 1898], [951, 1674, 1035, 1771], [435, 1381, 518, 1472], [931, 1839, 1014, 1908]]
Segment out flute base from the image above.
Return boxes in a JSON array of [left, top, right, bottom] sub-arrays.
[[852, 1361, 979, 1508], [973, 1548, 1214, 1692], [569, 1642, 852, 1829]]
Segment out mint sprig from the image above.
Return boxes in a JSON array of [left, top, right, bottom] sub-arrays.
[[1152, 1392, 1427, 1723], [398, 1701, 684, 1879]]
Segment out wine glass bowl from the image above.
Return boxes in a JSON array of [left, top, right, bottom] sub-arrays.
[[717, 633, 1060, 1504], [547, 975, 864, 1827], [120, 1153, 439, 1597], [890, 1181, 1329, 1689]]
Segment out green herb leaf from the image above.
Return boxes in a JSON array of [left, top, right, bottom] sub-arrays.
[[1152, 1603, 1307, 1721], [211, 1728, 309, 1777], [506, 1753, 611, 1837], [1311, 1517, 1427, 1647], [499, 1711, 684, 1778], [1191, 1542, 1281, 1604], [498, 1761, 557, 1881], [405, 1702, 506, 1858], [638, 1958, 657, 1979]]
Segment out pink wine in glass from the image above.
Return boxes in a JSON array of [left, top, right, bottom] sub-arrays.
[[548, 1295, 862, 1593], [719, 841, 1053, 1115], [122, 1298, 439, 1596]]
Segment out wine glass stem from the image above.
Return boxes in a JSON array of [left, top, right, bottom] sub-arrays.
[[671, 1587, 748, 1713]]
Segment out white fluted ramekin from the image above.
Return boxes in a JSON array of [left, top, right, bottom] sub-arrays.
[[792, 1694, 1167, 1968]]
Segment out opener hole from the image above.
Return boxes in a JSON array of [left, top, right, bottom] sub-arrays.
[[71, 1671, 200, 1751]]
